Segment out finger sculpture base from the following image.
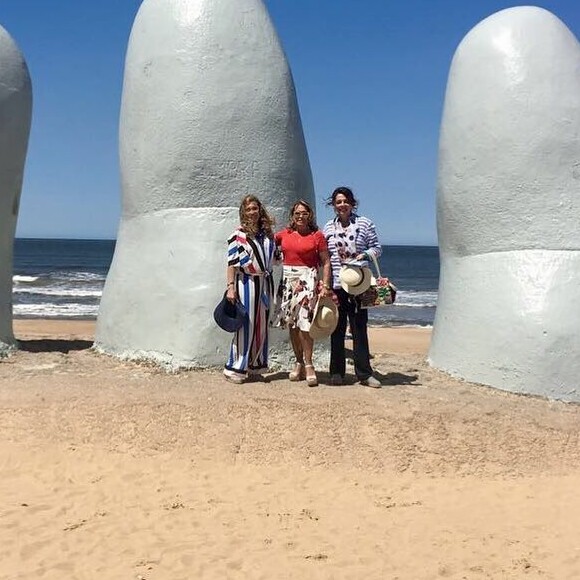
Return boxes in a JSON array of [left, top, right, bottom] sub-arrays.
[[97, 207, 305, 369], [431, 251, 580, 401]]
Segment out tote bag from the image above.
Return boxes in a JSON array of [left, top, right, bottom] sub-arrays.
[[359, 254, 397, 308]]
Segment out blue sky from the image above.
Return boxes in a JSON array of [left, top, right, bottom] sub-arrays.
[[3, 1, 580, 245]]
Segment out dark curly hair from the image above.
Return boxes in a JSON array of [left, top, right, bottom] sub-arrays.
[[327, 186, 358, 209]]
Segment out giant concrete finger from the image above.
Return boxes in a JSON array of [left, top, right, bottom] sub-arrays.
[[429, 7, 580, 402], [0, 26, 32, 354], [95, 0, 314, 369]]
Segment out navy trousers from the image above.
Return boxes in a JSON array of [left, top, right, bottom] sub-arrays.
[[329, 288, 373, 380]]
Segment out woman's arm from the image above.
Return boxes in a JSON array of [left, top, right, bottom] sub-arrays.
[[226, 231, 241, 303], [226, 264, 237, 303], [319, 249, 332, 297], [365, 220, 382, 258], [356, 218, 382, 261], [273, 231, 283, 266]]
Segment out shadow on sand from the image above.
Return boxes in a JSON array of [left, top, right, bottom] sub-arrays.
[[17, 339, 94, 354], [261, 369, 419, 387]]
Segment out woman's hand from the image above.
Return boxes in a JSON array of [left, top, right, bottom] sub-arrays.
[[319, 285, 331, 298], [226, 286, 237, 303], [355, 253, 367, 261]]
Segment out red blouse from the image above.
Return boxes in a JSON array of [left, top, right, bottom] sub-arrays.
[[275, 229, 328, 268]]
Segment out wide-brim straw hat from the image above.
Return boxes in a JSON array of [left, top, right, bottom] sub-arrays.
[[309, 296, 339, 339], [339, 264, 373, 295], [213, 293, 248, 333]]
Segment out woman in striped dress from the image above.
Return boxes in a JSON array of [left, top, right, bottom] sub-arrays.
[[223, 195, 277, 384]]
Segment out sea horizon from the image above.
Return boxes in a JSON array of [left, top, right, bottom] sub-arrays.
[[15, 236, 439, 248], [13, 239, 439, 324]]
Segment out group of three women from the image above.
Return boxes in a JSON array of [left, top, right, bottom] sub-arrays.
[[223, 186, 382, 389]]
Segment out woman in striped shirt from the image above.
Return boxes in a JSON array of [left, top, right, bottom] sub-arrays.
[[223, 195, 277, 384], [323, 186, 383, 388]]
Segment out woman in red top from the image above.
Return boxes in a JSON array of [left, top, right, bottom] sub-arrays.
[[274, 200, 332, 386]]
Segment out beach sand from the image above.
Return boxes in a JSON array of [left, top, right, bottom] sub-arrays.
[[3, 320, 580, 579]]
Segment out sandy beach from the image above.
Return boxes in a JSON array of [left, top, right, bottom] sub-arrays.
[[2, 320, 580, 579]]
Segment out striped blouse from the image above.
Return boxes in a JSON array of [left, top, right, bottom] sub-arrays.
[[227, 229, 277, 276], [323, 214, 382, 290]]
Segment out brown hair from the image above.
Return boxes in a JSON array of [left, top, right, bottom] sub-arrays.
[[287, 199, 318, 232], [239, 194, 275, 238]]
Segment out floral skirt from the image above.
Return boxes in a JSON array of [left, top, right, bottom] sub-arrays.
[[272, 266, 319, 332]]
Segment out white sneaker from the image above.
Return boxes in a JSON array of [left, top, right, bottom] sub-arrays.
[[360, 375, 381, 388]]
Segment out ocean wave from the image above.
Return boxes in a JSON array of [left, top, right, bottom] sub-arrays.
[[369, 322, 433, 329], [14, 271, 106, 283], [13, 287, 103, 298], [368, 303, 435, 327], [392, 301, 437, 309], [13, 302, 99, 318], [13, 275, 39, 284], [58, 271, 107, 282], [395, 290, 437, 308]]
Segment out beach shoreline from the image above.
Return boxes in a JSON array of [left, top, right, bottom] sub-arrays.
[[12, 319, 432, 356], [13, 318, 97, 341], [4, 319, 580, 578]]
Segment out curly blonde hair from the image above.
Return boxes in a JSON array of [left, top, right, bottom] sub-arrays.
[[239, 194, 275, 238]]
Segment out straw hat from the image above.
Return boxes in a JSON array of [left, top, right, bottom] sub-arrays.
[[309, 296, 339, 339], [339, 264, 373, 295]]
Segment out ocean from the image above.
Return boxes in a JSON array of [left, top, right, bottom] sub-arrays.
[[13, 239, 439, 327]]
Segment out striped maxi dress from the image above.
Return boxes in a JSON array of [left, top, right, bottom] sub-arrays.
[[225, 228, 277, 375]]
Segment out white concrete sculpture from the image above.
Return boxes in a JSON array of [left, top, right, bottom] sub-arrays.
[[429, 7, 580, 402], [0, 26, 32, 354], [95, 0, 314, 368]]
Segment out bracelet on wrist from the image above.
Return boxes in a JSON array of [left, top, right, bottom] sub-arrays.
[[227, 282, 234, 287]]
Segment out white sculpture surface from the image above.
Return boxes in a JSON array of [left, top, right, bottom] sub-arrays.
[[429, 7, 580, 401], [0, 26, 32, 354], [95, 0, 315, 368]]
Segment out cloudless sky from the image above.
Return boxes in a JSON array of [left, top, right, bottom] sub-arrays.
[[3, 0, 580, 244]]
